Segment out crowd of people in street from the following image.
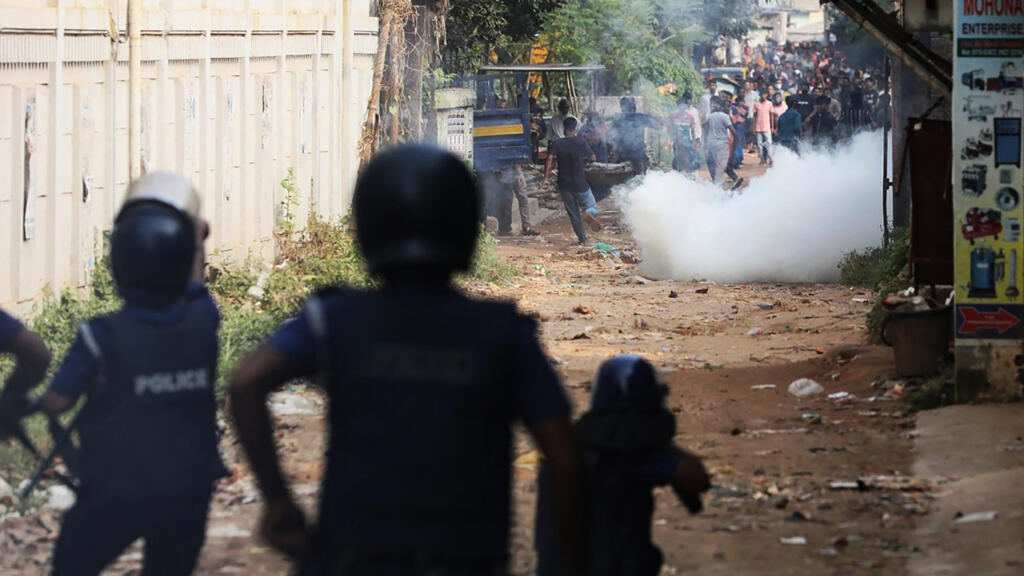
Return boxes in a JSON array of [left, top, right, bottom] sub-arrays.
[[668, 40, 892, 188], [485, 40, 892, 247]]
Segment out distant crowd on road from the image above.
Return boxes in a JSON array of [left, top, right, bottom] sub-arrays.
[[484, 40, 894, 241], [669, 40, 893, 186]]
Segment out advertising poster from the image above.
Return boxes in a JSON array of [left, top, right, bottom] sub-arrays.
[[953, 1, 1024, 341]]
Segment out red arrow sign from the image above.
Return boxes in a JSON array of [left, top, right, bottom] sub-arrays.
[[959, 307, 1020, 335]]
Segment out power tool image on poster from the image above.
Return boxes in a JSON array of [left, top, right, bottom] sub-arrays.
[[969, 247, 1005, 299], [961, 207, 1003, 243]]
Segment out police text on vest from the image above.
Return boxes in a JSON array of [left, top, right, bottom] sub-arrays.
[[135, 369, 210, 395]]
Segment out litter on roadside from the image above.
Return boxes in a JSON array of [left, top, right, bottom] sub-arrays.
[[748, 428, 810, 437], [751, 384, 776, 390], [788, 378, 824, 397], [829, 481, 860, 490], [779, 536, 807, 545], [858, 475, 933, 492], [954, 510, 998, 524], [828, 391, 858, 404]]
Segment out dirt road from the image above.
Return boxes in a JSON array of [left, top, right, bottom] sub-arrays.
[[3, 161, 1013, 575]]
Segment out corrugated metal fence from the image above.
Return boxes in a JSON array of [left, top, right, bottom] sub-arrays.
[[0, 0, 379, 309]]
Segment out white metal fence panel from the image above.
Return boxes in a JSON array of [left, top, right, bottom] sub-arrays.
[[0, 0, 378, 309]]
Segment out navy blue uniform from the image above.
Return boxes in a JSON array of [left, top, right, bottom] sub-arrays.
[[48, 283, 227, 576], [266, 286, 570, 574], [535, 412, 684, 576], [0, 308, 24, 351]]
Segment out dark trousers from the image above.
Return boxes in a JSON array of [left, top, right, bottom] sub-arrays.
[[672, 141, 696, 172], [559, 187, 588, 244], [484, 170, 529, 234], [495, 178, 530, 233], [51, 487, 213, 576], [622, 152, 648, 176]]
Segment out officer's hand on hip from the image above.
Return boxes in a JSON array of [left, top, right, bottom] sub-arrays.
[[261, 497, 311, 561]]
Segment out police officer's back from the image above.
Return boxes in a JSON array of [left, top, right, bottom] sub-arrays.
[[32, 173, 227, 576], [535, 356, 710, 576], [229, 145, 587, 575]]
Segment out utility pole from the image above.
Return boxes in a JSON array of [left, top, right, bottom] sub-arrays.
[[128, 0, 142, 180]]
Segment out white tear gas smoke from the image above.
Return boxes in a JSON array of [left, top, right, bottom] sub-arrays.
[[619, 131, 887, 283]]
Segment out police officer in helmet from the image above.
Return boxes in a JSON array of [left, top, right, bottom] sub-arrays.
[[25, 172, 227, 575], [229, 145, 588, 575], [535, 355, 710, 576]]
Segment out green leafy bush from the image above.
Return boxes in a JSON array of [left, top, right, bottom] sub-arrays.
[[838, 230, 911, 344]]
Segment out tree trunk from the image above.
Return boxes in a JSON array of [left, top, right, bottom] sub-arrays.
[[357, 1, 396, 170]]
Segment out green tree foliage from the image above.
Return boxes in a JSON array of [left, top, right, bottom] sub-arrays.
[[542, 0, 707, 91], [445, 0, 563, 73], [702, 0, 757, 39]]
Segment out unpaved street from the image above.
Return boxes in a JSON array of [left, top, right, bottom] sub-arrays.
[[2, 183, 1022, 575]]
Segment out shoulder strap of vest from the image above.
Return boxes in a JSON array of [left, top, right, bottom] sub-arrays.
[[78, 321, 109, 396], [304, 294, 330, 388]]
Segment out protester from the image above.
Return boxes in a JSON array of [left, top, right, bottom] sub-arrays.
[[743, 82, 758, 153], [807, 95, 838, 146], [530, 97, 548, 162], [487, 166, 537, 237], [699, 79, 714, 127], [670, 92, 702, 174], [613, 97, 659, 175], [730, 89, 750, 168], [545, 98, 577, 142], [705, 97, 741, 187], [545, 117, 602, 244], [753, 91, 775, 165], [230, 145, 588, 575], [22, 173, 226, 576], [775, 95, 803, 153], [793, 85, 815, 119], [771, 90, 788, 123], [580, 111, 615, 202], [534, 356, 710, 576]]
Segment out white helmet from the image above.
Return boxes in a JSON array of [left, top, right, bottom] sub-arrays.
[[122, 171, 200, 222]]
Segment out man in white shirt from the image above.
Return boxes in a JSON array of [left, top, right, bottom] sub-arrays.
[[545, 99, 578, 141]]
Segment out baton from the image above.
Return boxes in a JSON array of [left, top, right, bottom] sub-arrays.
[[20, 412, 82, 499]]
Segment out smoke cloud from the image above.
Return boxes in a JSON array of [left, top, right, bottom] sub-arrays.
[[619, 131, 887, 283]]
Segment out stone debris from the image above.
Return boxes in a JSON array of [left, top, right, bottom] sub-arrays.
[[44, 486, 75, 511]]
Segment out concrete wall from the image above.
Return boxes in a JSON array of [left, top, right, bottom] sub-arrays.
[[0, 0, 378, 309]]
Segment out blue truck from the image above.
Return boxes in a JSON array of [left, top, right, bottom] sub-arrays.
[[450, 73, 532, 171]]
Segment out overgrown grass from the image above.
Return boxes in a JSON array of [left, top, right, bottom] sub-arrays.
[[462, 230, 518, 283], [2, 212, 515, 483], [904, 365, 956, 412], [838, 229, 911, 344]]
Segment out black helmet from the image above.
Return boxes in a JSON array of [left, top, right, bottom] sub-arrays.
[[590, 355, 668, 412], [354, 145, 480, 276], [110, 172, 198, 309], [578, 355, 675, 452]]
